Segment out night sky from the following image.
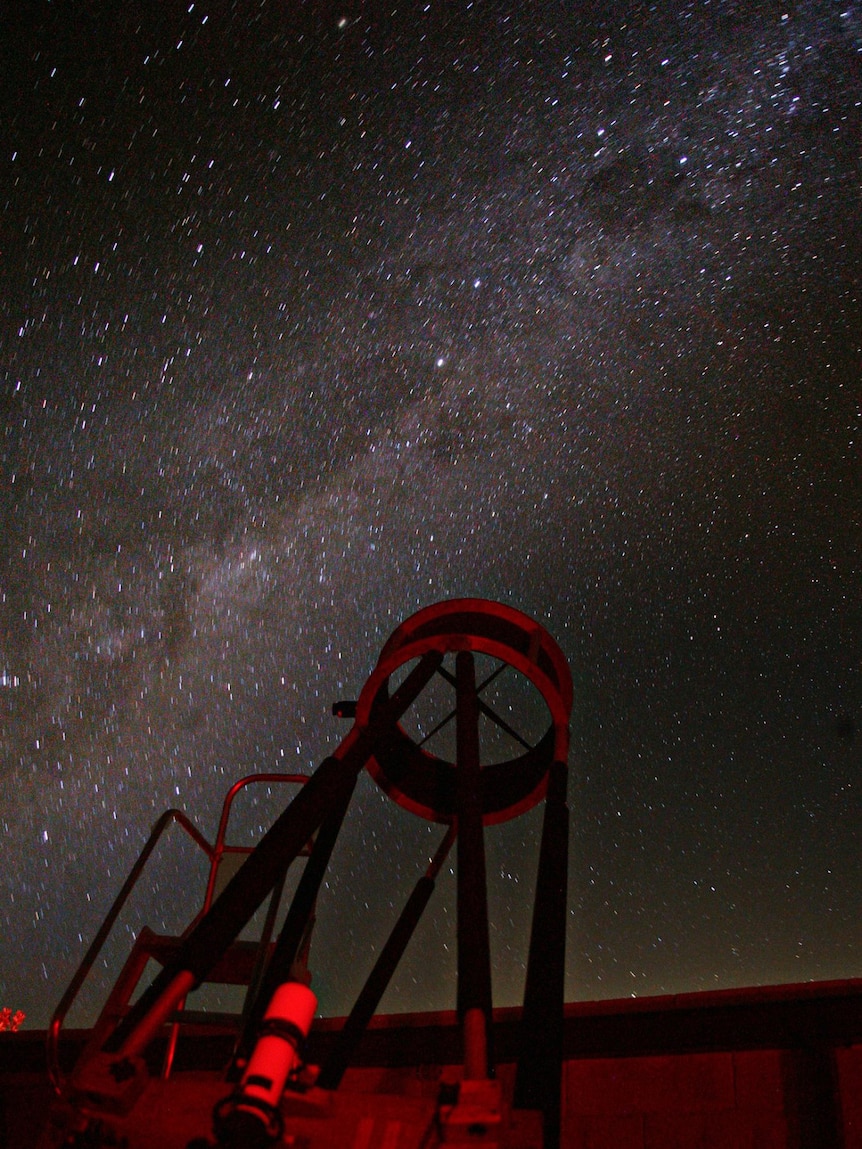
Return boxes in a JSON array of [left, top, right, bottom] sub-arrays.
[[2, 1, 860, 1031]]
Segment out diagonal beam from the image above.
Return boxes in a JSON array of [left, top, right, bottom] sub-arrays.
[[419, 662, 510, 748], [317, 824, 456, 1090], [437, 663, 532, 751]]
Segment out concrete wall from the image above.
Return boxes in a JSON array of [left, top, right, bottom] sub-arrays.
[[562, 1047, 861, 1149], [4, 980, 862, 1148], [335, 1045, 862, 1149]]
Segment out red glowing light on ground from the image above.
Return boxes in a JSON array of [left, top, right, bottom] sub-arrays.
[[0, 1008, 25, 1032]]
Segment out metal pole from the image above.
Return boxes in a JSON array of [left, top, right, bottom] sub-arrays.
[[455, 650, 493, 1079], [232, 778, 355, 1069], [514, 758, 569, 1149], [318, 825, 456, 1090]]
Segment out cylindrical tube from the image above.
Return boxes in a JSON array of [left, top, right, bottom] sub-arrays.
[[240, 982, 317, 1110], [215, 981, 318, 1147], [121, 969, 196, 1058], [464, 1006, 488, 1081]]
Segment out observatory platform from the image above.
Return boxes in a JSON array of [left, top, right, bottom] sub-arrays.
[[7, 600, 861, 1148]]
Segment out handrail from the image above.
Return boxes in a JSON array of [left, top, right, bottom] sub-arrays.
[[46, 808, 213, 1094], [202, 773, 311, 915], [48, 773, 312, 1093], [161, 773, 310, 1078]]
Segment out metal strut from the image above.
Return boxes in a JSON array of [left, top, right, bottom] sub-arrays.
[[455, 650, 494, 1079], [231, 776, 355, 1072], [317, 825, 456, 1090], [514, 758, 570, 1149]]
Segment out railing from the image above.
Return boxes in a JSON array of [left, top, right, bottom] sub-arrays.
[[162, 773, 310, 1077], [46, 773, 309, 1095], [46, 808, 212, 1094]]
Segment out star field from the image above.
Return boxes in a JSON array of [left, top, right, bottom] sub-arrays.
[[1, 1, 860, 1027]]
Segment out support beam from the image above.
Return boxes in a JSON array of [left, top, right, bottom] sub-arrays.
[[455, 651, 493, 1078], [232, 777, 356, 1070], [318, 826, 456, 1090], [514, 759, 569, 1149]]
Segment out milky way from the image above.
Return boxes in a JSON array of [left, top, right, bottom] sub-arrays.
[[1, 1, 860, 1028]]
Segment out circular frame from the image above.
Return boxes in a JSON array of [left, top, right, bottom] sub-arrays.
[[355, 599, 573, 825]]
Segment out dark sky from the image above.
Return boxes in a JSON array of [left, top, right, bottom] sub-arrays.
[[1, 0, 860, 1029]]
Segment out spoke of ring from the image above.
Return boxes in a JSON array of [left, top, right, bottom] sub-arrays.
[[418, 661, 512, 748], [436, 664, 533, 751]]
